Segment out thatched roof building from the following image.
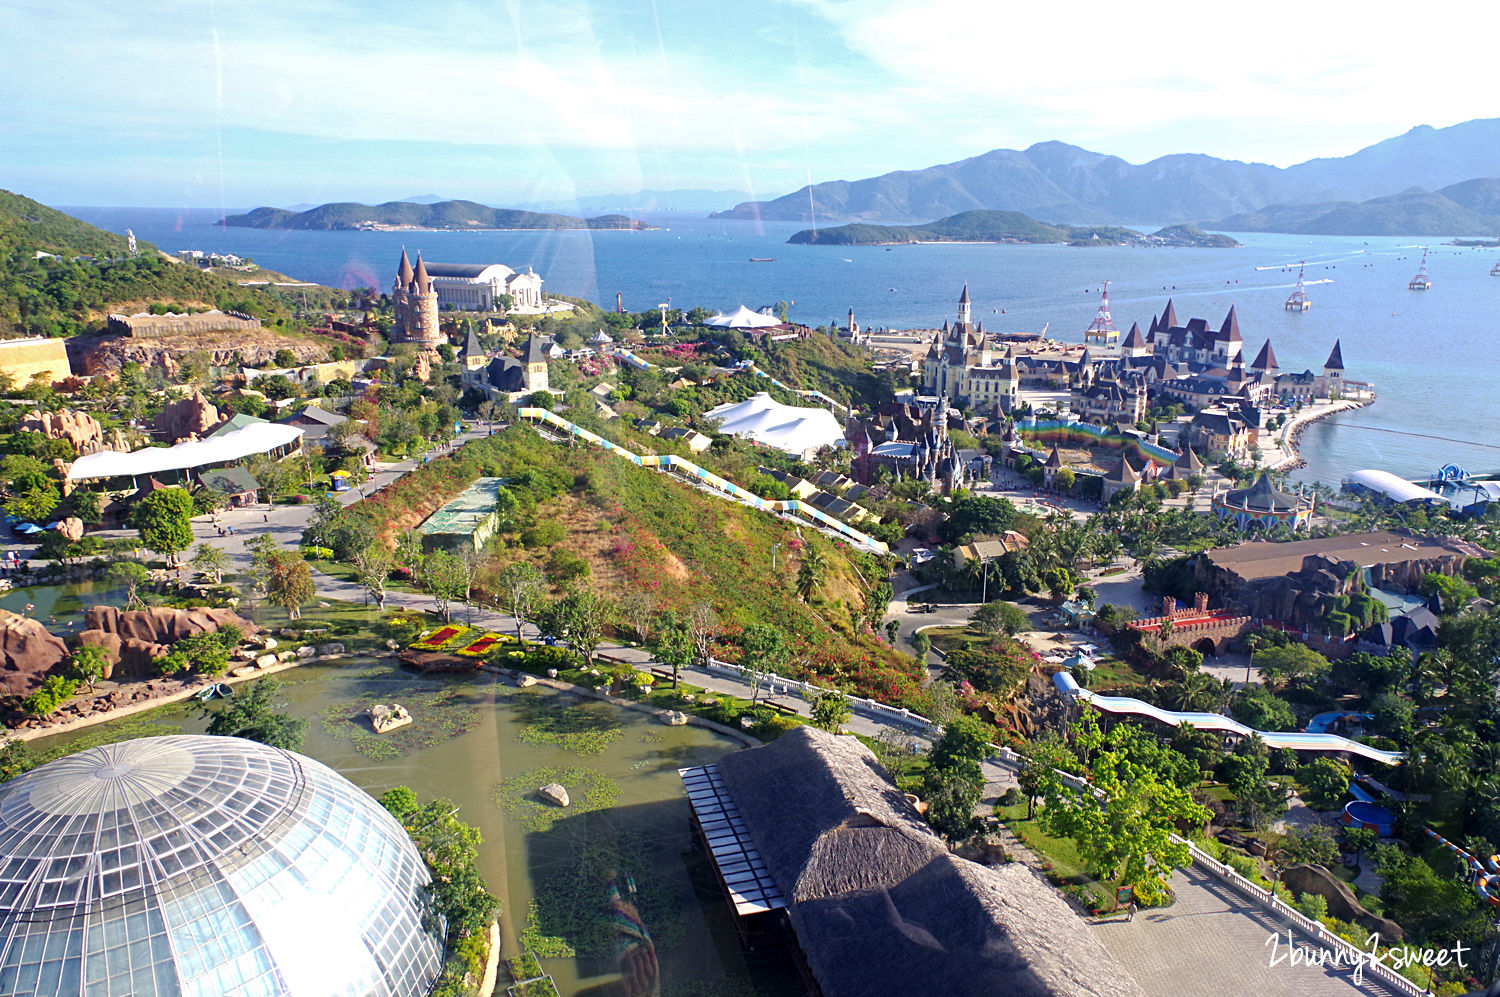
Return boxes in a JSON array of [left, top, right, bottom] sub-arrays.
[[683, 727, 1145, 997]]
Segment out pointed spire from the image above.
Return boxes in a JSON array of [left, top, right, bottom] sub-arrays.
[[1148, 313, 1160, 335], [1160, 298, 1178, 330], [1218, 305, 1241, 343], [1045, 446, 1063, 469], [397, 248, 413, 286], [463, 323, 483, 359], [1121, 322, 1146, 351], [1250, 338, 1278, 371], [1324, 339, 1344, 370], [959, 282, 970, 305], [413, 253, 431, 292]]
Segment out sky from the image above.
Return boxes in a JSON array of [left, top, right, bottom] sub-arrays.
[[4, 0, 1496, 211]]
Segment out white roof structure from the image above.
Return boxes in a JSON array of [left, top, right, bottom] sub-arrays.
[[68, 423, 304, 480], [704, 305, 781, 329], [704, 392, 843, 455], [1344, 469, 1447, 505]]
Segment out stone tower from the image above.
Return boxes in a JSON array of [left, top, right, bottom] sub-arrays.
[[392, 250, 442, 346]]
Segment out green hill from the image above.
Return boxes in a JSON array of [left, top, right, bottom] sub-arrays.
[[1208, 185, 1500, 236], [787, 210, 1237, 247], [223, 200, 650, 231], [0, 188, 344, 339]]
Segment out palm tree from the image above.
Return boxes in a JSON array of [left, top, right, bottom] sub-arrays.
[[796, 546, 826, 603], [1171, 670, 1217, 712]]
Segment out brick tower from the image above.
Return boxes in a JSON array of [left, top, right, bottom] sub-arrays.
[[392, 250, 442, 345]]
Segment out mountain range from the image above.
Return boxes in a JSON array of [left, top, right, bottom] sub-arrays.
[[712, 119, 1500, 231], [786, 211, 1240, 248], [1208, 179, 1500, 236]]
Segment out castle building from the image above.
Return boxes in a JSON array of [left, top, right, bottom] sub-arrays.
[[391, 250, 442, 346], [844, 396, 978, 492], [420, 262, 544, 312], [921, 285, 1020, 413], [1146, 300, 1244, 370]]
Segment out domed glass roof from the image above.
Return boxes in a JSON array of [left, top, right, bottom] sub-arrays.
[[0, 735, 444, 997]]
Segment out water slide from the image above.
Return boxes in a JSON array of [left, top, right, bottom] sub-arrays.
[[743, 365, 851, 415], [517, 408, 888, 553], [1051, 671, 1403, 765]]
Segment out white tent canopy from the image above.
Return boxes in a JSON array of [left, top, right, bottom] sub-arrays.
[[704, 392, 844, 456], [67, 424, 304, 480], [703, 305, 781, 329]]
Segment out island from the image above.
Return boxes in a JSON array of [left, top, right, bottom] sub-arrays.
[[786, 210, 1240, 247], [222, 199, 653, 232]]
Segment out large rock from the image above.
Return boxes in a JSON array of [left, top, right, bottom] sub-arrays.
[[0, 610, 70, 696], [538, 784, 570, 808], [19, 409, 105, 454], [659, 710, 689, 726], [58, 518, 84, 541], [79, 605, 255, 678], [1281, 864, 1405, 942], [152, 390, 221, 444]]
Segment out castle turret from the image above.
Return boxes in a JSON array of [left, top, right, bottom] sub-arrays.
[[957, 283, 972, 327], [393, 251, 441, 345], [1321, 339, 1344, 399]]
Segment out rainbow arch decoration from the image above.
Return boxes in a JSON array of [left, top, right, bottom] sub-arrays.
[[518, 408, 888, 553], [1019, 418, 1178, 467], [1425, 828, 1500, 908]]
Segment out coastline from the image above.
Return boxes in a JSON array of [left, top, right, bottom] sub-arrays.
[[1268, 397, 1368, 473]]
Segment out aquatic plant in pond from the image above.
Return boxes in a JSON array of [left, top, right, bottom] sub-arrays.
[[512, 689, 624, 756], [319, 678, 484, 760], [494, 766, 620, 831]]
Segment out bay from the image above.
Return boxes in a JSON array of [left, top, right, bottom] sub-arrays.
[[66, 206, 1500, 486]]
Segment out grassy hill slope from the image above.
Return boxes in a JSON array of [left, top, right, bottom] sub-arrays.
[[351, 426, 925, 706], [0, 188, 348, 339]]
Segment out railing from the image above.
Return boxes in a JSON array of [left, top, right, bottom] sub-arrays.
[[700, 659, 931, 730]]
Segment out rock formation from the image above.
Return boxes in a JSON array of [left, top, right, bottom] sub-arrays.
[[538, 783, 570, 807], [19, 409, 105, 454], [77, 605, 256, 677], [0, 610, 70, 696], [1281, 864, 1404, 941], [58, 518, 83, 541], [153, 391, 221, 444]]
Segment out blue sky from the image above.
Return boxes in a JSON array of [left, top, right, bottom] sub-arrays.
[[4, 0, 1493, 210]]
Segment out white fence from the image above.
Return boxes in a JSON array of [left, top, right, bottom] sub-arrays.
[[702, 659, 933, 731]]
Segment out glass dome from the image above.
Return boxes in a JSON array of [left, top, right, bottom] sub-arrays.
[[0, 735, 444, 997]]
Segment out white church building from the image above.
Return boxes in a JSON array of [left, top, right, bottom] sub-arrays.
[[421, 263, 546, 312]]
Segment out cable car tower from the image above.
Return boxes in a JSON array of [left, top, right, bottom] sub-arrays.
[[1284, 261, 1311, 311], [1083, 281, 1121, 349], [1408, 248, 1432, 290]]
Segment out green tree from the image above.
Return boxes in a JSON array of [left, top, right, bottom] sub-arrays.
[[795, 545, 826, 603], [21, 675, 79, 718], [1255, 643, 1331, 691], [265, 549, 315, 620], [539, 587, 614, 667], [190, 542, 229, 584], [419, 549, 468, 623], [809, 688, 852, 733], [133, 487, 195, 565], [205, 678, 308, 749], [106, 560, 150, 610], [1230, 684, 1297, 732], [1, 467, 60, 523], [351, 542, 392, 610], [1017, 731, 1072, 819], [970, 600, 1029, 637], [385, 790, 499, 939], [1221, 737, 1290, 829], [66, 645, 110, 692], [496, 561, 545, 644], [910, 630, 931, 661], [738, 623, 789, 704], [1296, 757, 1352, 810], [1344, 826, 1379, 872], [646, 610, 695, 689], [922, 761, 983, 845]]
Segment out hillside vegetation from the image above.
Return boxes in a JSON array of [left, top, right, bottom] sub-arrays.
[[223, 200, 649, 231], [0, 189, 348, 339], [1208, 181, 1500, 236], [349, 426, 926, 705], [788, 210, 1237, 247]]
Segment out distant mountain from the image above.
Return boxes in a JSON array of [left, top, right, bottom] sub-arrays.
[[516, 188, 751, 214], [222, 200, 650, 231], [1284, 121, 1500, 201], [786, 210, 1240, 247], [1207, 181, 1500, 236], [396, 194, 447, 204], [714, 118, 1500, 227]]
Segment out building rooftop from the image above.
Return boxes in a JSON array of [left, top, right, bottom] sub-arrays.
[[418, 476, 503, 537], [1204, 530, 1474, 582]]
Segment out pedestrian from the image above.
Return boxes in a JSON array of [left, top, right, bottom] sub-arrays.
[[264, 513, 269, 523], [1126, 902, 1137, 921]]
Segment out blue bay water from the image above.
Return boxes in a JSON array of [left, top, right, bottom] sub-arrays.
[[67, 207, 1500, 487]]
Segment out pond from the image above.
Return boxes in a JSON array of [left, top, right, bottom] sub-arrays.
[[0, 579, 125, 633], [28, 658, 802, 997]]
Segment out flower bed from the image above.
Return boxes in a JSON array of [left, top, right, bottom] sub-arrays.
[[457, 634, 503, 657], [412, 625, 467, 650]]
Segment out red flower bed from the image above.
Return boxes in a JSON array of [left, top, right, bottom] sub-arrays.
[[461, 636, 499, 655]]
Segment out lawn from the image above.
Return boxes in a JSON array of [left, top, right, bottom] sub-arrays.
[[1083, 654, 1150, 691], [994, 800, 1114, 910]]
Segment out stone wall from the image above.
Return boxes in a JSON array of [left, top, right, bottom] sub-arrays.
[[108, 309, 262, 338]]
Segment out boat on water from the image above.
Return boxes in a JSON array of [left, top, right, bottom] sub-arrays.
[[1491, 259, 1500, 276], [1408, 248, 1432, 290], [749, 257, 775, 263], [193, 683, 234, 702], [1285, 261, 1311, 311]]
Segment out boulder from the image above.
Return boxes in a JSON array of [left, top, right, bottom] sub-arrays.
[[276, 650, 297, 662], [317, 643, 345, 655], [82, 605, 256, 645], [546, 669, 559, 679], [19, 409, 105, 454], [1281, 864, 1405, 941], [262, 637, 278, 650], [296, 646, 316, 659], [152, 390, 221, 444], [256, 654, 278, 669], [279, 629, 298, 639], [516, 674, 537, 688], [538, 784, 570, 808], [659, 710, 689, 727], [58, 518, 84, 541], [0, 610, 70, 696]]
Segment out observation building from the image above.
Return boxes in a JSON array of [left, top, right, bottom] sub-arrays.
[[0, 735, 443, 997]]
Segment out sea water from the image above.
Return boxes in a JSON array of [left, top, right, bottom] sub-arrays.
[[67, 207, 1500, 485]]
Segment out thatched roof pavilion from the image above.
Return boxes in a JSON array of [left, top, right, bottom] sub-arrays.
[[682, 727, 1145, 997]]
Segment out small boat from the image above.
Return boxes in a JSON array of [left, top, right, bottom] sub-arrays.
[[1490, 259, 1500, 276], [749, 257, 775, 263], [193, 683, 234, 702]]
